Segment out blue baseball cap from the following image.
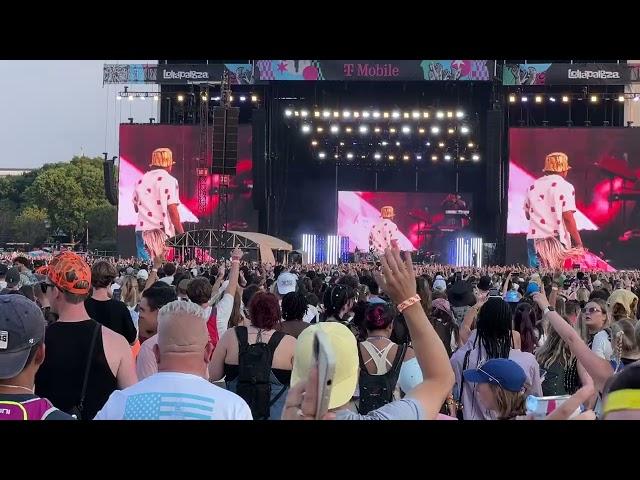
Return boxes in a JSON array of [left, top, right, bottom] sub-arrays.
[[505, 290, 520, 303], [525, 282, 540, 296], [463, 358, 527, 392]]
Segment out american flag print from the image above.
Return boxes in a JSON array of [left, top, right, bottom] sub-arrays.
[[123, 392, 216, 420]]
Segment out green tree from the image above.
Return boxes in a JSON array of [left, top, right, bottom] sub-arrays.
[[86, 204, 117, 244], [0, 199, 18, 241], [14, 206, 48, 247]]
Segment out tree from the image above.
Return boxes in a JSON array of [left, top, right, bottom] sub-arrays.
[[14, 206, 48, 247], [85, 204, 117, 244], [0, 199, 18, 242]]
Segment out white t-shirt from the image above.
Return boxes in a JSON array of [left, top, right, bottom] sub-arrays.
[[524, 174, 576, 248], [216, 293, 235, 338], [368, 219, 399, 253], [303, 304, 319, 323], [591, 330, 613, 361], [133, 169, 180, 236], [94, 372, 252, 420]]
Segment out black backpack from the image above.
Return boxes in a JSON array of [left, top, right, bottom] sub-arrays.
[[234, 327, 287, 420], [357, 342, 407, 414]]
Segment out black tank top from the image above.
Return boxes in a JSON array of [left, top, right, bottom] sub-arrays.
[[35, 319, 118, 420]]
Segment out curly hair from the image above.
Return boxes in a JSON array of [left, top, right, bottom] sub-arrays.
[[282, 291, 308, 321], [248, 292, 282, 330]]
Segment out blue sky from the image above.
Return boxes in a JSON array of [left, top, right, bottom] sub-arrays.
[[0, 60, 159, 168]]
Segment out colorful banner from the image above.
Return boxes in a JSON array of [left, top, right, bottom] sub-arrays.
[[103, 64, 254, 84], [255, 60, 494, 81], [103, 64, 157, 84], [503, 63, 630, 85]]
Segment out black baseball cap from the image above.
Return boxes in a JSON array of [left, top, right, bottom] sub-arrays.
[[5, 268, 21, 288], [0, 295, 46, 379]]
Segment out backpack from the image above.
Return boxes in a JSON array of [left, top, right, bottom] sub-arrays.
[[0, 397, 57, 420], [357, 341, 408, 414], [234, 327, 287, 420]]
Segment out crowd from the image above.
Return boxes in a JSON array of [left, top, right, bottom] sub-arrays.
[[1, 248, 639, 420]]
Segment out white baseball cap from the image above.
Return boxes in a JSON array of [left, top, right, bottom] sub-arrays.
[[137, 269, 149, 280], [277, 272, 298, 295]]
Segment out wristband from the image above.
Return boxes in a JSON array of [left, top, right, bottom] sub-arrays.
[[397, 294, 421, 313]]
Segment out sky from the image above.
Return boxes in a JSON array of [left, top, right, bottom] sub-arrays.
[[0, 60, 159, 169]]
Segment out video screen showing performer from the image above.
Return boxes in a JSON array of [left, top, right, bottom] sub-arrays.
[[338, 191, 473, 255], [507, 128, 640, 270]]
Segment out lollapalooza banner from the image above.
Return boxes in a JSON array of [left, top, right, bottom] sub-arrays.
[[503, 63, 630, 85], [254, 60, 494, 81], [103, 64, 254, 84]]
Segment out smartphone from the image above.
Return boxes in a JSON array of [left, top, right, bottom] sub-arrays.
[[313, 330, 336, 420]]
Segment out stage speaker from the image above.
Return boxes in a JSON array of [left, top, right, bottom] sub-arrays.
[[252, 108, 266, 210], [103, 159, 117, 206], [485, 109, 504, 217], [212, 106, 239, 175]]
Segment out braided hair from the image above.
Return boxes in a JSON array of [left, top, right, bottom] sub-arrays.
[[474, 297, 513, 360], [282, 291, 309, 321]]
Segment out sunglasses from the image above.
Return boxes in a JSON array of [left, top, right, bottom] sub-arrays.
[[585, 307, 602, 314]]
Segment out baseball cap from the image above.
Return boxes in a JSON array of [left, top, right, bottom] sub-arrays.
[[126, 267, 134, 275], [157, 301, 208, 354], [291, 323, 358, 410], [526, 282, 540, 296], [478, 275, 492, 292], [277, 272, 298, 295], [5, 268, 21, 288], [463, 358, 527, 393], [592, 280, 602, 289], [433, 278, 447, 292], [41, 252, 91, 295], [505, 290, 520, 303], [137, 269, 149, 281], [0, 295, 46, 379]]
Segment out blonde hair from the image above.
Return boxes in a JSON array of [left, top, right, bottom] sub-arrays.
[[490, 383, 528, 420], [158, 300, 208, 323], [611, 319, 639, 360], [120, 275, 140, 308], [536, 317, 573, 369]]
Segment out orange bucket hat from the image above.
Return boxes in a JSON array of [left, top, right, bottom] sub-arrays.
[[42, 252, 91, 295], [150, 148, 175, 168]]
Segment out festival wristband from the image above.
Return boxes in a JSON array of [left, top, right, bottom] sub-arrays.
[[397, 294, 421, 313]]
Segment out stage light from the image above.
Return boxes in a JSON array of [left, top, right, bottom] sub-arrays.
[[374, 153, 381, 160], [317, 127, 324, 132], [431, 126, 440, 134], [294, 111, 299, 116], [423, 111, 430, 119], [403, 154, 409, 160], [343, 110, 351, 118], [301, 125, 311, 133], [456, 111, 464, 118], [431, 155, 438, 161], [448, 128, 455, 134], [373, 111, 381, 118], [403, 112, 410, 119], [392, 111, 400, 119], [340, 141, 345, 146], [251, 95, 258, 102], [459, 156, 465, 161], [634, 95, 640, 102], [447, 111, 453, 118], [334, 154, 339, 159], [333, 111, 340, 118], [590, 95, 598, 103], [618, 95, 625, 102], [444, 154, 452, 161], [300, 110, 309, 117], [240, 95, 247, 102], [549, 96, 556, 102], [154, 95, 159, 101], [388, 155, 395, 160], [562, 95, 569, 103], [177, 94, 185, 102], [353, 111, 360, 118], [213, 96, 220, 101], [200, 95, 206, 101], [438, 142, 445, 148], [361, 155, 366, 159], [383, 112, 390, 118], [412, 111, 420, 119], [285, 109, 293, 117], [116, 95, 122, 100], [396, 141, 401, 146], [468, 142, 474, 148], [140, 95, 146, 100], [318, 152, 326, 159], [508, 94, 516, 103], [436, 111, 444, 119], [418, 128, 425, 134], [229, 95, 234, 101], [535, 95, 542, 104], [322, 110, 331, 118], [460, 126, 470, 134], [426, 142, 431, 146], [389, 127, 397, 133], [311, 140, 318, 146], [345, 127, 352, 133], [402, 125, 411, 134], [381, 141, 388, 146], [362, 111, 370, 118], [359, 125, 368, 134], [346, 153, 354, 159], [374, 127, 381, 133], [416, 155, 422, 160], [330, 125, 339, 134], [521, 96, 528, 102], [128, 95, 134, 101], [472, 154, 480, 162], [314, 111, 320, 117]]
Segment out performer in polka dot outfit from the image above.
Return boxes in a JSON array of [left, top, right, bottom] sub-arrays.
[[368, 205, 400, 255], [524, 152, 583, 268], [133, 148, 184, 261]]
